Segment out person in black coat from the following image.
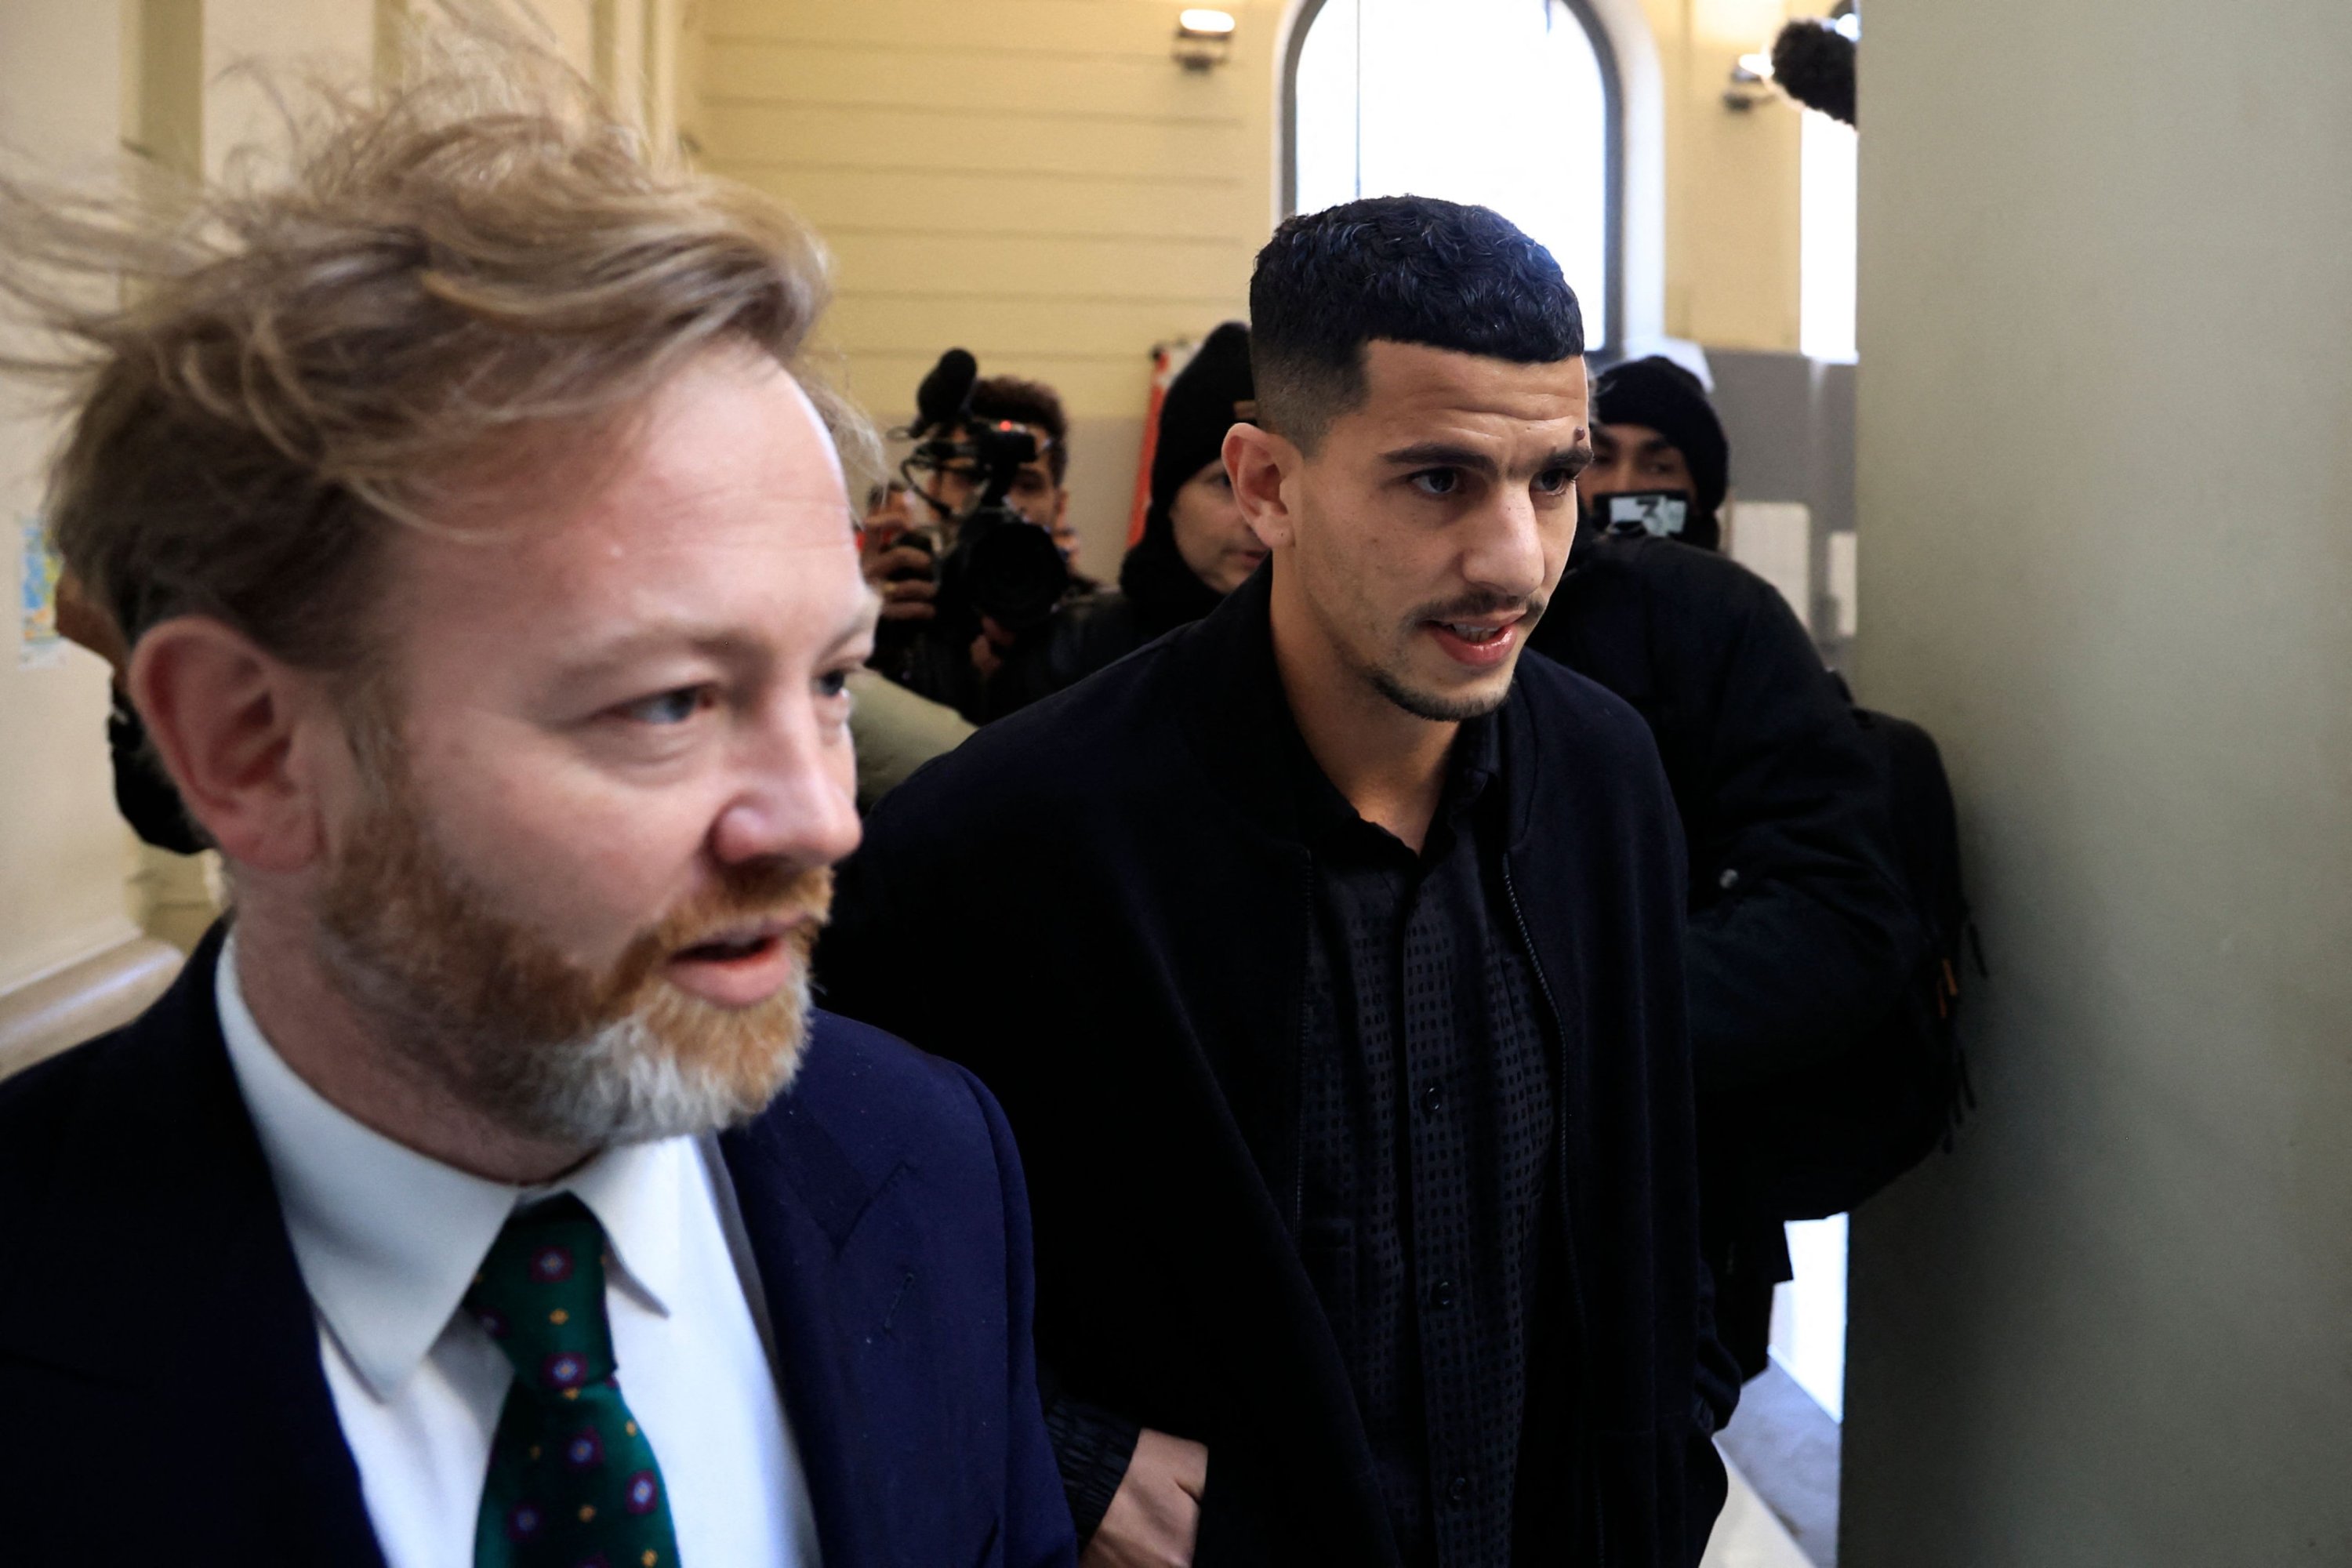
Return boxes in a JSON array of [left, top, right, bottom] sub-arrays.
[[1530, 527, 1925, 1377], [820, 196, 1736, 1568], [996, 321, 1265, 706]]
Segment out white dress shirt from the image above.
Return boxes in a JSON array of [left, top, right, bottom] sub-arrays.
[[215, 937, 822, 1568]]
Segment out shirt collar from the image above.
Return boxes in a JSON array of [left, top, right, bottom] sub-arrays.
[[215, 934, 691, 1402], [1286, 702, 1504, 858]]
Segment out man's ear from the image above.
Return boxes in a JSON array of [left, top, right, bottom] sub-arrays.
[[126, 617, 331, 875], [1225, 423, 1299, 549]]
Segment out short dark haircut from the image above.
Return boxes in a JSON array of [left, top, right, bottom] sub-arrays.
[[1248, 195, 1585, 451], [966, 374, 1069, 484]]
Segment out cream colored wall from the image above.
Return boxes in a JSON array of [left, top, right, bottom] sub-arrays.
[[1642, 0, 1811, 351], [0, 2, 145, 999]]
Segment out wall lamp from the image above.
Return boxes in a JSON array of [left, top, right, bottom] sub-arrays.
[[1725, 51, 1774, 111], [1174, 9, 1236, 71]]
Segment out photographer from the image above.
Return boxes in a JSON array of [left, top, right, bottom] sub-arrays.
[[862, 355, 1091, 721]]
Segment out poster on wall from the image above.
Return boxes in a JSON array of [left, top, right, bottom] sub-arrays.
[[19, 515, 63, 670]]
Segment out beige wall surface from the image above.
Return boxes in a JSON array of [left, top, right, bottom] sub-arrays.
[[1642, 0, 1806, 351], [0, 1, 143, 997], [1843, 0, 2352, 1563], [201, 0, 377, 175], [691, 0, 1275, 420]]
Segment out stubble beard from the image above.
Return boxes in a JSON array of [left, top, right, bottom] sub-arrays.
[[1368, 664, 1511, 724], [312, 762, 830, 1150], [1363, 588, 1545, 724]]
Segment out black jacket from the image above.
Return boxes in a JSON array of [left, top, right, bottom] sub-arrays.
[[819, 568, 1736, 1567], [1531, 534, 1922, 1092], [1530, 534, 1923, 1366]]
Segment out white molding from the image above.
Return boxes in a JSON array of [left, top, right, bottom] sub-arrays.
[[0, 932, 183, 1082]]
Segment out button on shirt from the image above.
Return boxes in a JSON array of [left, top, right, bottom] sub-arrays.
[[213, 937, 822, 1568], [1289, 713, 1566, 1568]]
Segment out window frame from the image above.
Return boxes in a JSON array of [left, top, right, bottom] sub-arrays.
[[1278, 0, 1628, 355]]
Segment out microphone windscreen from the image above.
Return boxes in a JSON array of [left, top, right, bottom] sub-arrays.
[[915, 347, 980, 433], [1772, 20, 1857, 127]]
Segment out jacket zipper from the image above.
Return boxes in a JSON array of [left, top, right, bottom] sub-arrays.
[[1501, 854, 1608, 1568]]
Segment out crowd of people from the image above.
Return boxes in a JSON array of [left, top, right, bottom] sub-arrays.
[[0, 30, 1965, 1568]]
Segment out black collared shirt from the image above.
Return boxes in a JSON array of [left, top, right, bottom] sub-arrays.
[[1283, 712, 1567, 1566]]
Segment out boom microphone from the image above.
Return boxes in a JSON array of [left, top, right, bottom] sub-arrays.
[[915, 347, 980, 435], [1772, 20, 1857, 127]]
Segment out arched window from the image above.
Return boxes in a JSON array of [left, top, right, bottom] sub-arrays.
[[1285, 0, 1623, 350]]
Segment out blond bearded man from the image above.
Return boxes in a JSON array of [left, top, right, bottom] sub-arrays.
[[0, 39, 1073, 1568]]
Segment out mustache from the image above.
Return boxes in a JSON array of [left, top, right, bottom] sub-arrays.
[[655, 862, 833, 949], [592, 863, 835, 1002], [1409, 590, 1544, 624]]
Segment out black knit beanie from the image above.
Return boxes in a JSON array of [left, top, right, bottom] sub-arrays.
[[1120, 322, 1255, 634], [1592, 356, 1730, 523], [1149, 322, 1254, 517]]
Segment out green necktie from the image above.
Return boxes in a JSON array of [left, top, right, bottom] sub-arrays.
[[463, 1195, 683, 1568]]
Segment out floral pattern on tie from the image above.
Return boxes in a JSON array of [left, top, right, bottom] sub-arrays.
[[465, 1196, 681, 1568]]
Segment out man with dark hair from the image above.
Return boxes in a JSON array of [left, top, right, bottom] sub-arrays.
[[860, 368, 1095, 721], [957, 375, 1085, 574], [821, 196, 1735, 1567], [1577, 356, 1732, 551], [868, 372, 1080, 606]]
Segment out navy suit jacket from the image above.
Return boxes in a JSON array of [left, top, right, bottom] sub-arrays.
[[0, 924, 1076, 1568]]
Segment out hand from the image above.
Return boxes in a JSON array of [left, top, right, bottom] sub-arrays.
[[967, 630, 1004, 681], [859, 489, 937, 624], [1083, 1428, 1207, 1568]]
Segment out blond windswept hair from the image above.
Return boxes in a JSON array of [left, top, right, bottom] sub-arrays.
[[0, 9, 866, 674]]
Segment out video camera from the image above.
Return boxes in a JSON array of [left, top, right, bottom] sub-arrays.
[[885, 348, 1072, 644]]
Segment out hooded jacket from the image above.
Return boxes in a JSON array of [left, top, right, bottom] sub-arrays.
[[818, 566, 1737, 1567]]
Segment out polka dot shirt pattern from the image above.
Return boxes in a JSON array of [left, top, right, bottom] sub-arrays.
[[1291, 712, 1566, 1567]]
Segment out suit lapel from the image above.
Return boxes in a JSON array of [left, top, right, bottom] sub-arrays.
[[0, 924, 384, 1564], [719, 1083, 894, 1568]]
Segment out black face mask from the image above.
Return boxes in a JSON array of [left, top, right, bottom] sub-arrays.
[[1581, 488, 1719, 552], [107, 689, 205, 855]]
